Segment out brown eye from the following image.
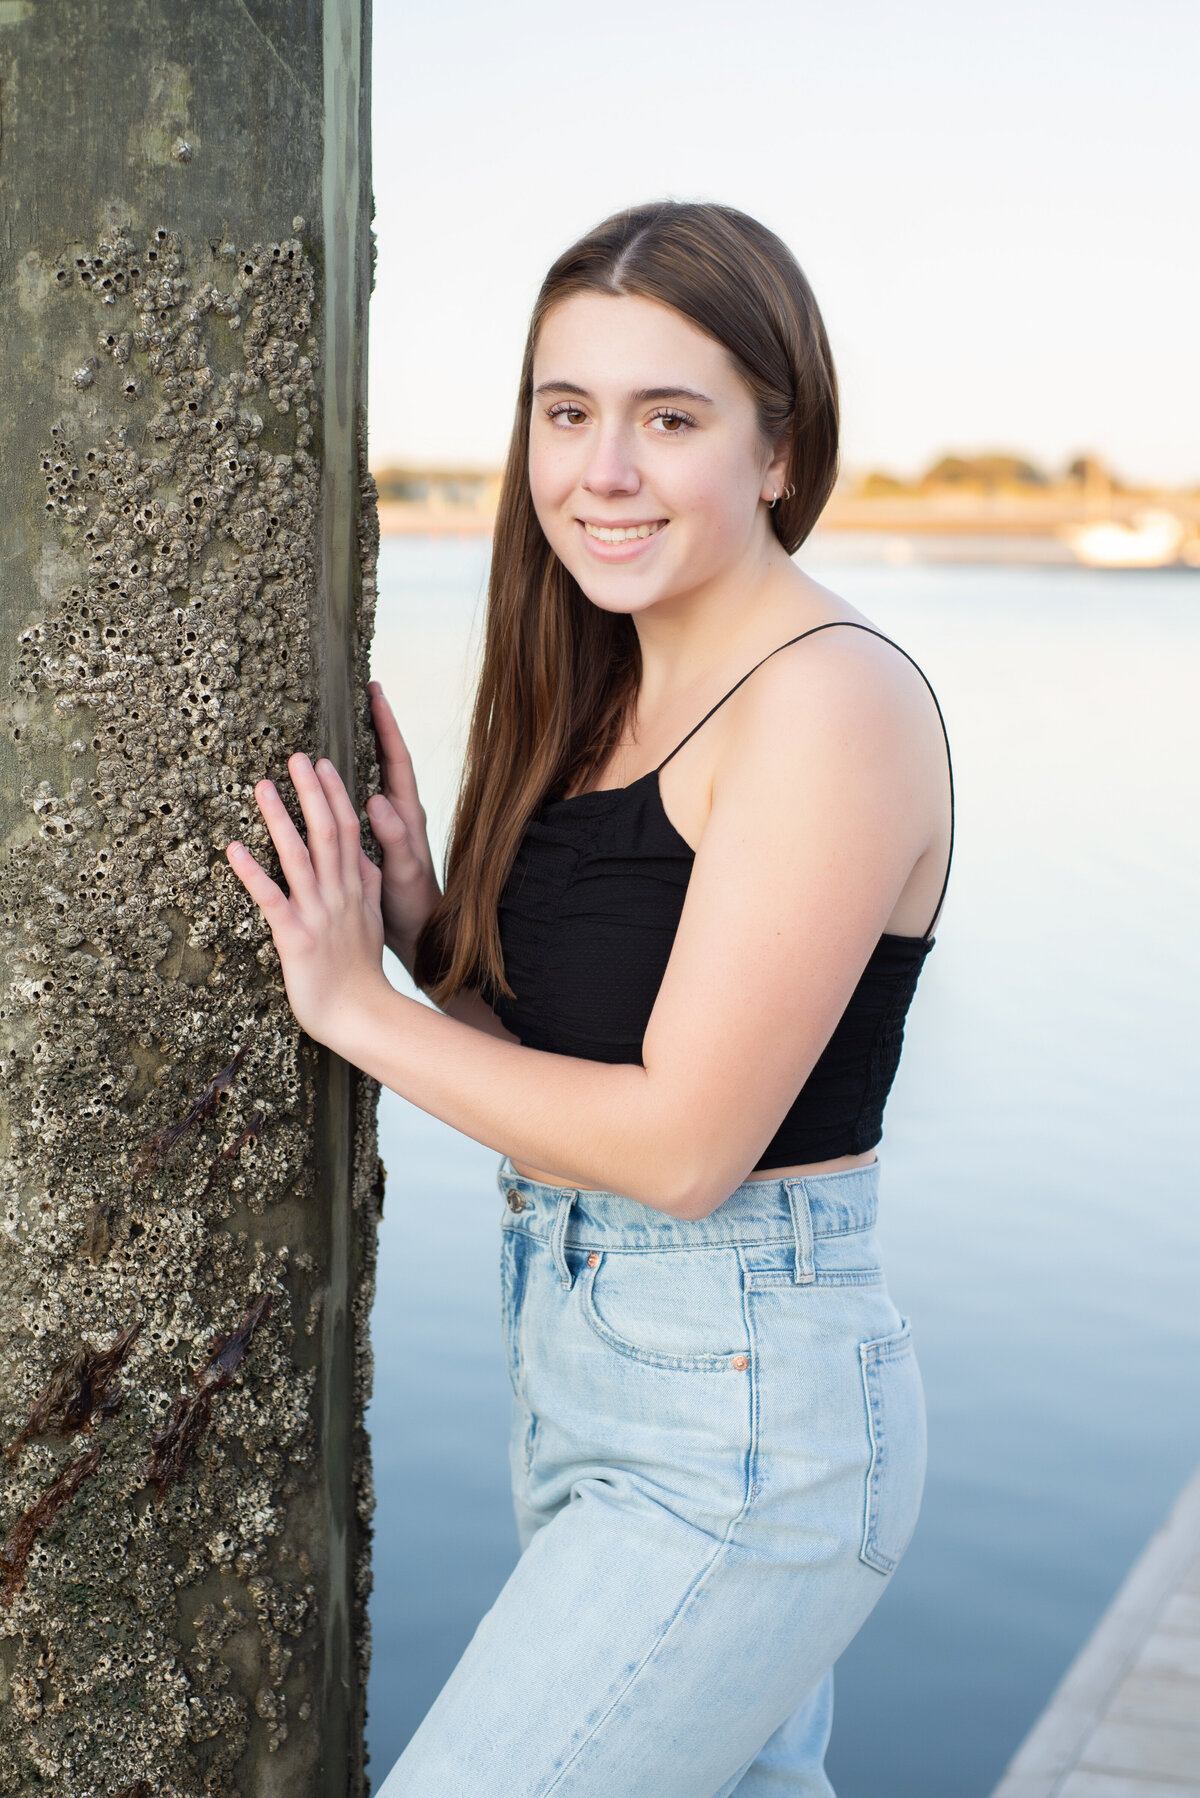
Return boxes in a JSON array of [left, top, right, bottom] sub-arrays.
[[649, 408, 695, 434]]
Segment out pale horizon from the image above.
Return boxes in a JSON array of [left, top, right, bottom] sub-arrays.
[[368, 0, 1200, 488]]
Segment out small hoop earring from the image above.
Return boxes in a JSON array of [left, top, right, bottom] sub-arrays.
[[768, 490, 779, 509], [783, 481, 796, 501]]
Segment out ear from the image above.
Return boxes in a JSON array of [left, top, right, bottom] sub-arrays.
[[761, 429, 792, 503]]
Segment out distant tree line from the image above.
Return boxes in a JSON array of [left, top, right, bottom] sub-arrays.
[[853, 452, 1133, 497], [374, 464, 498, 506]]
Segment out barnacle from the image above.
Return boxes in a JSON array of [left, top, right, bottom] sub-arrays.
[[199, 1107, 267, 1199], [130, 1044, 250, 1185], [144, 1294, 270, 1495], [6, 1322, 141, 1462], [1, 1446, 104, 1606]]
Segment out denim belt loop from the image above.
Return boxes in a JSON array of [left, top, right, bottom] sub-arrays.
[[550, 1188, 580, 1290], [785, 1180, 816, 1284]]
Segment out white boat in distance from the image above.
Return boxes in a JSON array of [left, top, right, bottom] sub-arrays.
[[1064, 508, 1198, 568]]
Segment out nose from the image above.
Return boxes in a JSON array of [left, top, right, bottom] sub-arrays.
[[581, 423, 640, 498]]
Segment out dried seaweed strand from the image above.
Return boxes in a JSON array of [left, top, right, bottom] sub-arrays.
[[130, 1043, 250, 1185], [144, 1294, 271, 1496], [6, 1321, 142, 1464], [199, 1107, 267, 1199], [0, 1444, 104, 1606]]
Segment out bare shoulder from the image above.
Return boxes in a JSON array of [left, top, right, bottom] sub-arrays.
[[719, 607, 946, 784]]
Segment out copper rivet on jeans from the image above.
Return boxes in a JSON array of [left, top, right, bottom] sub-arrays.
[[732, 1355, 749, 1372], [587, 1252, 600, 1268]]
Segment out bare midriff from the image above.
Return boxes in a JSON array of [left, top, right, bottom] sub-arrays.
[[507, 1147, 878, 1189]]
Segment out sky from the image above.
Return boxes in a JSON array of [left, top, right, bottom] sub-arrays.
[[367, 0, 1200, 486]]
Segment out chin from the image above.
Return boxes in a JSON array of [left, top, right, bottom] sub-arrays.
[[579, 587, 662, 620], [565, 564, 671, 617]]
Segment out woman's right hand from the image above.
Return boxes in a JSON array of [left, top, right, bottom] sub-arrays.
[[365, 681, 444, 973]]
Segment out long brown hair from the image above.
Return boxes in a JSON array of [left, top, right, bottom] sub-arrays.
[[412, 199, 839, 1005]]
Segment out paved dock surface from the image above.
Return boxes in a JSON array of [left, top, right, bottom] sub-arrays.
[[992, 1463, 1200, 1796]]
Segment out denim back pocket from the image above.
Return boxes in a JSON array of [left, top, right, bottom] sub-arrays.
[[579, 1248, 750, 1372], [858, 1317, 927, 1573]]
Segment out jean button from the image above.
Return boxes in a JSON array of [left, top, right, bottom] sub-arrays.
[[505, 1189, 527, 1213]]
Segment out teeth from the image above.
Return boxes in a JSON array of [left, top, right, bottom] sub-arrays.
[[583, 520, 665, 543]]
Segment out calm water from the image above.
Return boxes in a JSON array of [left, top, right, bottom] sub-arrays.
[[364, 536, 1200, 1797]]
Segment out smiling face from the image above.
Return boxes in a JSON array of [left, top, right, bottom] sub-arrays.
[[528, 291, 789, 619]]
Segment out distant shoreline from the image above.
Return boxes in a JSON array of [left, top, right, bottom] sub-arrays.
[[376, 493, 1200, 535], [375, 493, 1200, 568]]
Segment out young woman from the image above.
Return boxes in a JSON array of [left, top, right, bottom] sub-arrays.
[[227, 199, 953, 1797]]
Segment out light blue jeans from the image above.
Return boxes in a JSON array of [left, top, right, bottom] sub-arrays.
[[376, 1154, 926, 1797]]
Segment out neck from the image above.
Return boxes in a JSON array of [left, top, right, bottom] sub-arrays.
[[629, 529, 803, 713]]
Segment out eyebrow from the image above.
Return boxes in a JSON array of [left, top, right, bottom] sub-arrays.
[[533, 380, 715, 405]]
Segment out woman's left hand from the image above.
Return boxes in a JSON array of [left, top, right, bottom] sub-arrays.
[[225, 753, 389, 1050]]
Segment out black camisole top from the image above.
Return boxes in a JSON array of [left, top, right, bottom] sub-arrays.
[[483, 622, 955, 1169]]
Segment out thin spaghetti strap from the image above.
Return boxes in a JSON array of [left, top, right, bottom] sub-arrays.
[[655, 620, 955, 940], [654, 629, 830, 771]]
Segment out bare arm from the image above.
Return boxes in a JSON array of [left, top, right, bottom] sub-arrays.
[[227, 633, 944, 1218], [423, 981, 519, 1043]]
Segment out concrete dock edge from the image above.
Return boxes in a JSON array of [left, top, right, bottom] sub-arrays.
[[990, 1463, 1200, 1797]]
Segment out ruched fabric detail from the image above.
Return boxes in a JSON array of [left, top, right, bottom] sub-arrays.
[[482, 766, 934, 1169]]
